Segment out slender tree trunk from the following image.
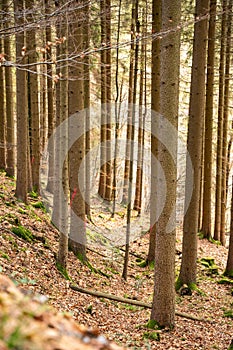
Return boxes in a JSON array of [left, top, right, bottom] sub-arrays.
[[112, 0, 122, 217], [14, 0, 28, 203], [26, 0, 40, 191], [220, 0, 232, 247], [56, 4, 69, 268], [178, 0, 209, 287], [151, 0, 181, 328], [45, 0, 55, 193], [121, 0, 136, 205], [214, 0, 227, 241], [148, 0, 161, 264], [201, 0, 216, 239], [225, 175, 233, 276], [134, 11, 145, 214], [122, 0, 139, 281], [0, 23, 6, 170], [3, 0, 15, 177], [98, 0, 107, 198], [104, 0, 112, 201], [83, 0, 91, 218]]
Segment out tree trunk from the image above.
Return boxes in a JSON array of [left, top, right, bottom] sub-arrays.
[[3, 0, 15, 177], [98, 0, 107, 199], [201, 0, 216, 239], [148, 0, 161, 264], [68, 1, 86, 260], [0, 19, 6, 170], [26, 0, 40, 192], [14, 0, 28, 203], [220, 0, 233, 247], [56, 3, 69, 268], [121, 0, 136, 205], [45, 0, 55, 193], [214, 0, 227, 241], [150, 0, 180, 328], [225, 175, 233, 276], [178, 0, 209, 287]]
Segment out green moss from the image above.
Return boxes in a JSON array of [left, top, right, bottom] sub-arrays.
[[145, 319, 162, 330], [223, 270, 233, 278], [28, 190, 38, 199], [56, 262, 71, 281], [175, 277, 183, 291], [200, 257, 215, 267], [137, 260, 147, 268], [11, 226, 34, 243], [0, 251, 10, 261], [208, 237, 221, 245], [143, 331, 160, 341], [32, 201, 46, 212], [218, 278, 233, 285], [223, 309, 233, 319]]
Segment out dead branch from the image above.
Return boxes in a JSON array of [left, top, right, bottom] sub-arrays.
[[70, 284, 207, 322]]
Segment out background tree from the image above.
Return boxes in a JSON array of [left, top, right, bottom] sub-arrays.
[[201, 0, 216, 239], [178, 0, 209, 288], [147, 0, 161, 264], [14, 0, 28, 203]]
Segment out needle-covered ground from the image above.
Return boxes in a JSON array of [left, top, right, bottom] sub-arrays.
[[0, 172, 232, 350]]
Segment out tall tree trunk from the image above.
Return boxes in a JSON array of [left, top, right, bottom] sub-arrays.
[[68, 1, 86, 259], [178, 0, 209, 287], [201, 0, 216, 239], [225, 175, 233, 277], [83, 0, 91, 218], [14, 0, 28, 203], [134, 10, 145, 215], [0, 20, 6, 170], [98, 0, 107, 198], [3, 0, 15, 177], [121, 0, 136, 205], [104, 0, 112, 201], [112, 0, 122, 217], [45, 0, 55, 193], [220, 0, 232, 246], [26, 0, 40, 192], [151, 0, 181, 328], [56, 4, 69, 269], [214, 0, 227, 241], [122, 0, 139, 281], [148, 0, 161, 264]]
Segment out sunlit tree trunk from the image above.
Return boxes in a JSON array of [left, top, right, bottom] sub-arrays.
[[151, 0, 180, 328], [178, 0, 209, 287], [201, 0, 216, 239]]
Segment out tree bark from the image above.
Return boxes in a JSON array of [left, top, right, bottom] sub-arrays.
[[178, 0, 209, 287]]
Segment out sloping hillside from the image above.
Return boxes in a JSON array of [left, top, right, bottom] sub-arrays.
[[0, 171, 232, 349]]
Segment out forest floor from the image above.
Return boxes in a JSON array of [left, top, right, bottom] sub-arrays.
[[0, 171, 232, 350]]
